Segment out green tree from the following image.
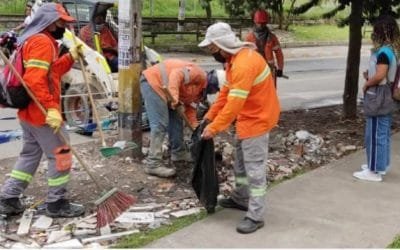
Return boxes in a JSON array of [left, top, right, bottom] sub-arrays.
[[292, 0, 400, 118]]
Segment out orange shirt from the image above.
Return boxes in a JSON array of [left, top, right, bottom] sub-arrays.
[[79, 24, 117, 60], [142, 59, 207, 127], [18, 32, 74, 126], [246, 31, 284, 70], [205, 48, 280, 139]]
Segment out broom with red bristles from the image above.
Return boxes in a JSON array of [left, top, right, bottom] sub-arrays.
[[0, 48, 135, 228]]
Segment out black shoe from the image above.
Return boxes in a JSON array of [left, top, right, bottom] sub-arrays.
[[46, 199, 85, 218], [0, 198, 25, 216], [236, 217, 264, 234], [218, 198, 248, 211]]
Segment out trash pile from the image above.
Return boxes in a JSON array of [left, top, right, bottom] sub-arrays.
[[0, 199, 203, 248]]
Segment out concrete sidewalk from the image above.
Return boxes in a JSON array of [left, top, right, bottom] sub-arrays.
[[147, 133, 400, 248]]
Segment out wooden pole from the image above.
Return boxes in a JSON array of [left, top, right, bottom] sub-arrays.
[[118, 0, 143, 157]]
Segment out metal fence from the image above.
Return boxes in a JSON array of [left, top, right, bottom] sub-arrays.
[[0, 0, 25, 15]]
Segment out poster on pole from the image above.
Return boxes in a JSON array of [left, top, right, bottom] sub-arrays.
[[118, 0, 132, 68]]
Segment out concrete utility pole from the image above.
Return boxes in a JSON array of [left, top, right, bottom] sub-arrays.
[[118, 0, 142, 157], [177, 0, 185, 40]]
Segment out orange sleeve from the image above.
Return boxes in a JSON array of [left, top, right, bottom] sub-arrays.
[[79, 25, 92, 46], [204, 85, 229, 121], [206, 64, 255, 134], [23, 37, 58, 110], [271, 34, 284, 70], [184, 105, 198, 128], [52, 53, 74, 76], [167, 68, 184, 107]]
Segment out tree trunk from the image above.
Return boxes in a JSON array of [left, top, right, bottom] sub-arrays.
[[205, 5, 212, 19], [343, 0, 363, 118]]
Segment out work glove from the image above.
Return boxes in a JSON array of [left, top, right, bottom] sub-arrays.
[[69, 43, 83, 61], [276, 69, 283, 77], [46, 108, 63, 133]]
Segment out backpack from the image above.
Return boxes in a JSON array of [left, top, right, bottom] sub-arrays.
[[0, 46, 31, 109]]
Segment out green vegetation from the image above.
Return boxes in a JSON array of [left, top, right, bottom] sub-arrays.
[[388, 235, 400, 248], [142, 0, 227, 17], [290, 24, 349, 42], [115, 210, 207, 248], [284, 0, 350, 20], [0, 0, 25, 14]]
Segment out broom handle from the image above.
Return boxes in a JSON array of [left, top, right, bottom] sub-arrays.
[[0, 49, 103, 192], [69, 29, 107, 147]]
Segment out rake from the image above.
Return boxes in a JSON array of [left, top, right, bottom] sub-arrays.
[[0, 49, 135, 228]]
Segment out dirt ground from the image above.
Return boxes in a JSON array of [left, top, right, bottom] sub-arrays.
[[1, 104, 400, 216]]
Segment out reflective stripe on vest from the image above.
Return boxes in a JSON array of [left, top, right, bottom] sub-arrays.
[[227, 65, 271, 98]]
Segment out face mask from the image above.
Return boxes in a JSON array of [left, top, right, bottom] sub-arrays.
[[255, 26, 267, 33], [95, 24, 105, 31], [50, 26, 65, 40], [212, 51, 226, 63]]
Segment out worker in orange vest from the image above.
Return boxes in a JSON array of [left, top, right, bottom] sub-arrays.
[[0, 3, 85, 218], [199, 22, 280, 234], [140, 59, 219, 178], [79, 11, 118, 72], [246, 9, 284, 87]]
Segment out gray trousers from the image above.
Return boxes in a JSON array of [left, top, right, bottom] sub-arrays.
[[1, 121, 71, 203], [231, 132, 269, 221]]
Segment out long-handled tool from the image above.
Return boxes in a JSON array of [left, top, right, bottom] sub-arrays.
[[0, 49, 135, 228], [69, 29, 123, 158], [162, 86, 194, 131]]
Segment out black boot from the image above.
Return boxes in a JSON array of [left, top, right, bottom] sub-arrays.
[[0, 198, 25, 216], [236, 217, 264, 234], [46, 199, 85, 218]]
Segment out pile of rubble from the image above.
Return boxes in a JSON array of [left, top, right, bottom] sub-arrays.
[[213, 129, 362, 196], [0, 200, 203, 248]]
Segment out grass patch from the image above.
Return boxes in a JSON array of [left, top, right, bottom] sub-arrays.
[[142, 0, 227, 17], [115, 210, 207, 248], [388, 235, 400, 248], [290, 24, 349, 42], [0, 0, 25, 15]]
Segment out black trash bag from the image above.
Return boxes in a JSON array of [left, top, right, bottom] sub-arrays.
[[190, 121, 219, 214]]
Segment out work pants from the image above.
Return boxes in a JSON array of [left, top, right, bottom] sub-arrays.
[[1, 121, 70, 203], [231, 132, 269, 222]]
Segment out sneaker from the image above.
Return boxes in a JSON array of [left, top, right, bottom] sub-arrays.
[[361, 164, 386, 175], [46, 199, 85, 218], [353, 169, 382, 182], [218, 197, 248, 211], [0, 198, 25, 216], [144, 166, 176, 178], [236, 217, 264, 234]]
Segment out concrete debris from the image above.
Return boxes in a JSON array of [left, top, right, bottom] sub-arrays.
[[81, 230, 139, 244], [32, 216, 53, 230], [115, 212, 155, 224], [46, 230, 71, 244], [170, 208, 201, 218], [43, 239, 83, 248], [16, 210, 33, 236]]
